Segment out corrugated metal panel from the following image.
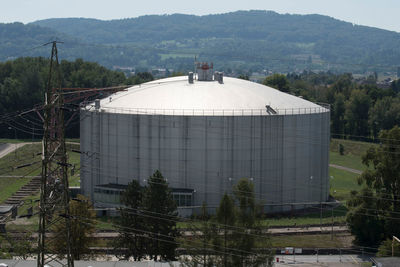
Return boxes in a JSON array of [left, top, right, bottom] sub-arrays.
[[80, 110, 330, 214]]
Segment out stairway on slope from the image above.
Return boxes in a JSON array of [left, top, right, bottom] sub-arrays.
[[4, 176, 41, 205]]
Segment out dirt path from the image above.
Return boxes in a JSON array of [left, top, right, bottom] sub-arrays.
[[329, 164, 362, 175]]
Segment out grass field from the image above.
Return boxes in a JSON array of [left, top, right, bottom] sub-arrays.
[[1, 142, 80, 233], [261, 205, 348, 227], [330, 151, 367, 171], [330, 138, 377, 157], [67, 143, 81, 187], [0, 143, 42, 204], [177, 205, 348, 229], [270, 233, 352, 248], [0, 143, 42, 176], [179, 233, 353, 251], [0, 143, 80, 204], [329, 138, 371, 201], [0, 139, 39, 144], [329, 167, 361, 201]]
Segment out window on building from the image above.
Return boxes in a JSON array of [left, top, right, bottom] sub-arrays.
[[172, 192, 193, 207], [93, 185, 124, 204]]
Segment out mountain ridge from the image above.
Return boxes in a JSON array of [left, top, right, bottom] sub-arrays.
[[33, 10, 399, 33], [32, 10, 400, 43], [0, 10, 399, 73]]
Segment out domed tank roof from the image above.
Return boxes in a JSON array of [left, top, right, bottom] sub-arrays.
[[93, 76, 328, 116]]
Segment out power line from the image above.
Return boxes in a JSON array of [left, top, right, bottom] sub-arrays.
[[1, 42, 52, 61], [64, 207, 397, 259], [69, 213, 274, 260]]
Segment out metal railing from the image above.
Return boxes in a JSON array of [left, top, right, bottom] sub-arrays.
[[82, 103, 330, 117]]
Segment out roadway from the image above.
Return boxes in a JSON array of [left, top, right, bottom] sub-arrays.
[[88, 225, 349, 238], [329, 164, 362, 175], [0, 143, 27, 159]]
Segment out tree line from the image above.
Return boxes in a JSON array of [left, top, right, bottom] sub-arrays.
[[2, 57, 400, 142], [115, 172, 272, 266], [345, 126, 400, 256], [263, 72, 400, 140], [180, 178, 273, 267], [0, 57, 154, 138]]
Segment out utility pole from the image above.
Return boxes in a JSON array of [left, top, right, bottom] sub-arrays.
[[37, 41, 74, 267]]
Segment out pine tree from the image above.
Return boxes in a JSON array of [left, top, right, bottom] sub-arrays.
[[114, 179, 145, 260], [216, 193, 236, 267], [183, 179, 273, 267], [142, 170, 179, 261], [232, 178, 273, 267]]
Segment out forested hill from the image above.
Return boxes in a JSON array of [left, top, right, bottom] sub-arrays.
[[3, 10, 400, 73], [33, 11, 400, 45], [0, 22, 69, 58]]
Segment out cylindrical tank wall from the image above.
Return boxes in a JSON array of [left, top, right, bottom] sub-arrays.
[[80, 110, 330, 212]]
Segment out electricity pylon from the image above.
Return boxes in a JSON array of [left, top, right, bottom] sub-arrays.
[[37, 41, 74, 267]]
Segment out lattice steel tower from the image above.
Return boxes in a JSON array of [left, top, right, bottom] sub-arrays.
[[37, 41, 74, 267]]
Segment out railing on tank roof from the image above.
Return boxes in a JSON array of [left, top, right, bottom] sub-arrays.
[[83, 104, 330, 116], [316, 102, 331, 110]]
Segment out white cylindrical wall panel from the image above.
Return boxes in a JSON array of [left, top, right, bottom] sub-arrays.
[[80, 109, 330, 212]]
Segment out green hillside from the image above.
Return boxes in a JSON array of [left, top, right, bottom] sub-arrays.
[[1, 10, 400, 73]]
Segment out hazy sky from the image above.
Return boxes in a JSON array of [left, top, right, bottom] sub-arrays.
[[2, 0, 399, 32]]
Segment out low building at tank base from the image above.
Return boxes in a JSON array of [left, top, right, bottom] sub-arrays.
[[80, 63, 330, 216], [92, 183, 195, 217]]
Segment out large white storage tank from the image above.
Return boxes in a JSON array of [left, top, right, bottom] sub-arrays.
[[80, 69, 330, 214]]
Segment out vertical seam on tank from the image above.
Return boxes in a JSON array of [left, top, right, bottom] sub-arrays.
[[116, 114, 119, 184], [158, 115, 161, 172], [259, 116, 264, 205], [136, 114, 140, 183], [231, 116, 234, 191], [269, 115, 272, 211], [280, 115, 284, 208], [148, 115, 152, 177], [98, 111, 102, 187], [327, 112, 330, 199], [308, 110, 311, 203], [184, 116, 188, 188], [221, 115, 226, 195], [204, 116, 208, 203], [250, 114, 254, 180], [90, 112, 94, 200], [320, 113, 323, 202]]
